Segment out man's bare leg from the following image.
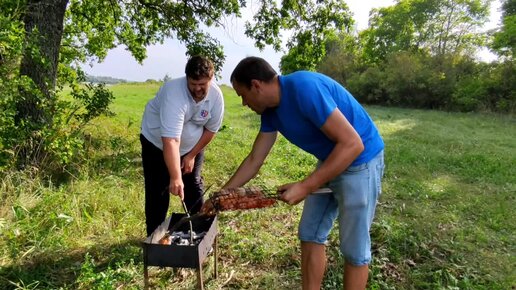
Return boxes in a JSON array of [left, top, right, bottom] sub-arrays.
[[343, 262, 368, 290], [301, 241, 326, 290]]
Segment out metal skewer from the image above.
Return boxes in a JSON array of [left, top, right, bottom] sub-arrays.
[[272, 187, 333, 197], [311, 187, 333, 195], [181, 199, 194, 244]]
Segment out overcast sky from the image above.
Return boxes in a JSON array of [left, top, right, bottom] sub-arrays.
[[80, 0, 502, 85]]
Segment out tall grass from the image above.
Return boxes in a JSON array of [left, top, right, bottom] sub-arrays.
[[0, 82, 514, 289]]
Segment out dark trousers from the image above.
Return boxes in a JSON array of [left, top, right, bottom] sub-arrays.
[[140, 134, 205, 236]]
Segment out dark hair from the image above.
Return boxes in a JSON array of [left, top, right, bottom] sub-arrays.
[[230, 56, 277, 88], [185, 56, 214, 80]]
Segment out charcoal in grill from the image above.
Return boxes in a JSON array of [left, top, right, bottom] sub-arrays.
[[158, 230, 207, 245]]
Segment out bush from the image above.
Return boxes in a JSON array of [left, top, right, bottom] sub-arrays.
[[0, 79, 114, 175], [451, 76, 486, 112], [347, 66, 386, 104], [483, 60, 516, 113], [314, 37, 514, 114]]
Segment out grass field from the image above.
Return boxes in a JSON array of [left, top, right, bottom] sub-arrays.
[[1, 81, 515, 289]]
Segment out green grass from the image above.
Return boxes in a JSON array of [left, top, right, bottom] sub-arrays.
[[1, 82, 514, 289]]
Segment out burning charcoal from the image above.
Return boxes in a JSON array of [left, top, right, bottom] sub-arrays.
[[158, 234, 172, 245]]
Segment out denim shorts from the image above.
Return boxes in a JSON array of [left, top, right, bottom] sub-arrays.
[[298, 150, 385, 266]]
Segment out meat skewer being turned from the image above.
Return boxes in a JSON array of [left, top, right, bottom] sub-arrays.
[[199, 186, 278, 216], [166, 187, 331, 234]]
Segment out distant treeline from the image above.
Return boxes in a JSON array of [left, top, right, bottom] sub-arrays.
[[278, 0, 515, 114], [316, 51, 515, 113], [85, 75, 128, 84]]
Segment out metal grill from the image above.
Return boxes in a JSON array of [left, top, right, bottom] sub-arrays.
[[143, 213, 218, 290]]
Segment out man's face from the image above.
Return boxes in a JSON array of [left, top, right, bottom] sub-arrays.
[[232, 80, 266, 114], [187, 76, 212, 101]]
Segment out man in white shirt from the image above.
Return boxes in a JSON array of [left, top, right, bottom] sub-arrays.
[[140, 56, 224, 236]]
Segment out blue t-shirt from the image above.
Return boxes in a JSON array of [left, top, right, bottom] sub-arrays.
[[260, 71, 384, 166]]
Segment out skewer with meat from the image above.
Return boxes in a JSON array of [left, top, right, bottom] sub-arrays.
[[199, 187, 277, 216], [167, 187, 331, 234]]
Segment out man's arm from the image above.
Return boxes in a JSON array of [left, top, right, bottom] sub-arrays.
[[279, 108, 364, 205], [223, 131, 278, 189], [182, 128, 216, 173], [162, 137, 184, 199]]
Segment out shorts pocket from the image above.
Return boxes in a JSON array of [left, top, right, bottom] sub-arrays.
[[335, 170, 369, 209], [345, 162, 368, 173]]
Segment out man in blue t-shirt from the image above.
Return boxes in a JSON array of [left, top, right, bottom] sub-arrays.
[[223, 56, 385, 290]]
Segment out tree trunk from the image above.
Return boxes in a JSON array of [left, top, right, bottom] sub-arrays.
[[16, 0, 68, 125]]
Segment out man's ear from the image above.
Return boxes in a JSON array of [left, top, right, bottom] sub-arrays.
[[250, 79, 260, 90]]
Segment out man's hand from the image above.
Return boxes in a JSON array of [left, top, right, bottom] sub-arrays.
[[278, 182, 311, 205], [169, 177, 184, 200], [162, 137, 183, 199], [181, 154, 195, 174]]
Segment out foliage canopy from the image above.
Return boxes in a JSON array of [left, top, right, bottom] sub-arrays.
[[361, 0, 492, 64], [0, 0, 351, 171]]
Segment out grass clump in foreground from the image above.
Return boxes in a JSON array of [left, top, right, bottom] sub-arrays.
[[0, 82, 514, 289]]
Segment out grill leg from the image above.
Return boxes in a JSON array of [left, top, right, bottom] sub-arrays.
[[197, 265, 204, 290], [143, 265, 149, 289], [214, 236, 218, 279], [143, 246, 149, 290]]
